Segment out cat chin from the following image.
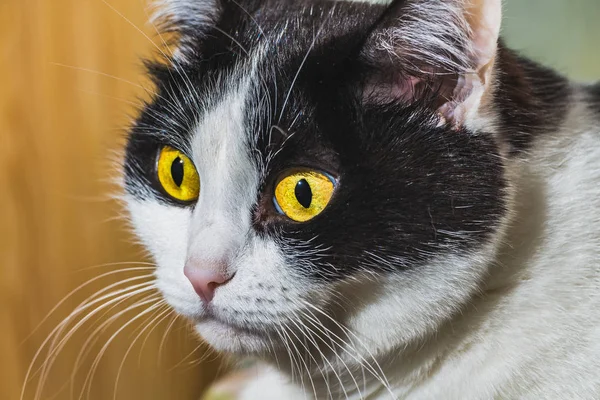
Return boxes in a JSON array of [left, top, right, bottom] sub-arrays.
[[194, 318, 273, 353]]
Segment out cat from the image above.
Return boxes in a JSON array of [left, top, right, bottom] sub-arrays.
[[123, 0, 600, 398]]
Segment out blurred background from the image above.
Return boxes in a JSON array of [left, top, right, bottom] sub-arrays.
[[1, 0, 599, 399]]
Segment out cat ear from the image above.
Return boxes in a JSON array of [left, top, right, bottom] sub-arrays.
[[150, 0, 221, 60], [151, 0, 220, 36], [361, 0, 502, 128]]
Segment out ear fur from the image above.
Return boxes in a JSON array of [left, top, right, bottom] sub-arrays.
[[362, 0, 502, 127], [151, 0, 220, 35]]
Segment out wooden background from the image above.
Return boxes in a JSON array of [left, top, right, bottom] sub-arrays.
[[1, 0, 598, 400], [0, 0, 221, 399]]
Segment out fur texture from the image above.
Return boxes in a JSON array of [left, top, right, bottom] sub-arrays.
[[123, 0, 600, 398]]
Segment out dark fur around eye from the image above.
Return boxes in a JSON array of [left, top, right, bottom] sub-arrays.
[[255, 97, 506, 280]]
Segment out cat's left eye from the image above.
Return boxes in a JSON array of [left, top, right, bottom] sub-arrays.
[[156, 146, 200, 203], [273, 170, 336, 222]]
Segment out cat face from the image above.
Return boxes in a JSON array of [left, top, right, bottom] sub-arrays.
[[124, 0, 507, 356]]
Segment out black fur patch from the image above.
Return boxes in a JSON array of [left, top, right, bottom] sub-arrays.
[[494, 44, 572, 153], [586, 81, 600, 116]]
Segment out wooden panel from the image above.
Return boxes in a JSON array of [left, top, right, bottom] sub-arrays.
[[0, 0, 220, 399]]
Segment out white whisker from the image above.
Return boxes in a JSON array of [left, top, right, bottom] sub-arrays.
[[298, 310, 359, 399], [282, 319, 319, 400], [79, 296, 164, 400], [21, 267, 154, 346], [287, 315, 334, 400], [157, 313, 179, 366], [301, 302, 395, 398], [136, 308, 175, 367], [277, 6, 335, 124], [25, 282, 157, 400], [113, 304, 171, 400]]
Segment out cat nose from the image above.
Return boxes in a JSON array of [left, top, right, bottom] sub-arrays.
[[183, 262, 234, 304]]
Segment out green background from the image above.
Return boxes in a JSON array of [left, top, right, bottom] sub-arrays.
[[504, 0, 600, 81]]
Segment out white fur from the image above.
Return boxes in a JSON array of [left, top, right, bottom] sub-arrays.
[[151, 0, 218, 32], [238, 365, 308, 400], [151, 0, 220, 61], [376, 1, 474, 74]]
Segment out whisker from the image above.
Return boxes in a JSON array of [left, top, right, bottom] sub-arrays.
[[136, 307, 174, 367], [79, 296, 164, 400], [213, 26, 250, 56], [273, 324, 300, 390], [266, 334, 282, 372], [75, 261, 156, 273], [298, 310, 359, 399], [167, 341, 204, 371], [301, 302, 395, 398], [229, 0, 266, 38], [157, 313, 179, 366], [172, 343, 219, 372], [49, 61, 189, 127], [293, 312, 355, 399], [278, 323, 309, 398], [287, 316, 332, 400], [68, 292, 161, 399], [50, 62, 151, 92], [277, 6, 336, 124], [21, 268, 154, 346], [113, 304, 171, 400], [76, 88, 145, 108], [25, 282, 157, 400], [282, 321, 319, 399]]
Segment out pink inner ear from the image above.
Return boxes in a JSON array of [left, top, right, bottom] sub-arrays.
[[437, 73, 481, 128], [360, 0, 502, 126], [467, 0, 503, 71], [362, 69, 483, 128], [363, 74, 422, 104]]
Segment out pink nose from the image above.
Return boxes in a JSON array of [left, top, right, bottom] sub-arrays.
[[183, 263, 234, 304]]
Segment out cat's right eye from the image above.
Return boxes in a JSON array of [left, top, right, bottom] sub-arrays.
[[156, 146, 200, 202]]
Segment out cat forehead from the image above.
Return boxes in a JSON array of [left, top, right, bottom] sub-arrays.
[[142, 1, 388, 159], [157, 0, 386, 70], [156, 0, 386, 37]]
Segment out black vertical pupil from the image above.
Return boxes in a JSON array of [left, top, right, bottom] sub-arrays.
[[295, 179, 312, 208], [171, 157, 185, 187]]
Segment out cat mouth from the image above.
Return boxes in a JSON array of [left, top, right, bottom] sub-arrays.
[[193, 314, 275, 353], [194, 309, 271, 337]]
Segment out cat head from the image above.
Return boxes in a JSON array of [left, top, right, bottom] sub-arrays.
[[124, 0, 508, 358]]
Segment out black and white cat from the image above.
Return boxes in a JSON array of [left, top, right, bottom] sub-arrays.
[[124, 0, 600, 398]]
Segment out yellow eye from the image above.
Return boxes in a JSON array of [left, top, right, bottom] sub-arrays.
[[156, 146, 200, 202], [274, 170, 336, 222]]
